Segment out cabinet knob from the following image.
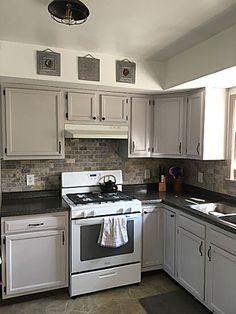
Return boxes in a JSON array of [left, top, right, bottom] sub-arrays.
[[170, 214, 175, 218], [102, 117, 106, 120], [93, 116, 96, 120]]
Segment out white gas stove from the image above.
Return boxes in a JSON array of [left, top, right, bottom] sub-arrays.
[[61, 170, 142, 297]]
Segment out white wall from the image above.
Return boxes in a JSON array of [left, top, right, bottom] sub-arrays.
[[0, 40, 164, 92], [164, 23, 236, 89]]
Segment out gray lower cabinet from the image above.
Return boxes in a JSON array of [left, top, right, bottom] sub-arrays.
[[3, 87, 64, 159], [164, 206, 236, 314], [176, 227, 205, 301], [207, 245, 236, 314], [163, 208, 176, 276], [142, 206, 163, 271], [206, 229, 236, 314], [1, 213, 68, 299]]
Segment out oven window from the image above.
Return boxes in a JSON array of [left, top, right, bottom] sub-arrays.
[[80, 221, 134, 261]]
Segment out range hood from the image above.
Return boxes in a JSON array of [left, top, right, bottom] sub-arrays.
[[64, 124, 128, 139]]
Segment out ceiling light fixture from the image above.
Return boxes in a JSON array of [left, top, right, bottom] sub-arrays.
[[48, 0, 89, 25]]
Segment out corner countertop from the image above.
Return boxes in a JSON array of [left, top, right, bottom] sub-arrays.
[[123, 184, 236, 235], [1, 190, 69, 217]]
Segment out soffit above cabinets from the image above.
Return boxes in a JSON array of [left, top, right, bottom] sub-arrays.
[[0, 0, 236, 61]]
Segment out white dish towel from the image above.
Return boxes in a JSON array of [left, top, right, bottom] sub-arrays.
[[97, 216, 128, 248]]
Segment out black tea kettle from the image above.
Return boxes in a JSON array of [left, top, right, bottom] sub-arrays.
[[99, 175, 118, 193]]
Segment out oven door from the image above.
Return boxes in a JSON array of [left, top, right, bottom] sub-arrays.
[[71, 213, 141, 273]]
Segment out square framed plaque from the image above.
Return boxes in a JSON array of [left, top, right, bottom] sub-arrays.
[[78, 54, 100, 81], [37, 49, 61, 76], [116, 59, 136, 84]]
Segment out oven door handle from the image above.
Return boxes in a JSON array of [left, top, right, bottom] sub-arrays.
[[73, 213, 141, 225]]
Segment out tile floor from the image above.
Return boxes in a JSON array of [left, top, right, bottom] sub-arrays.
[[0, 271, 179, 314]]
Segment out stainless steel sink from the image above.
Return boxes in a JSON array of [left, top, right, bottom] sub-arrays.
[[188, 203, 236, 216], [219, 215, 236, 225]]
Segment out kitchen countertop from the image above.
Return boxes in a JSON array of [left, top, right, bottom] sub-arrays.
[[1, 190, 69, 217], [123, 184, 236, 235], [2, 184, 236, 235]]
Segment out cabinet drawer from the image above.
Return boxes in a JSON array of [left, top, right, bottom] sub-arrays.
[[178, 214, 205, 238], [71, 263, 141, 296], [209, 228, 236, 256], [3, 214, 66, 234]]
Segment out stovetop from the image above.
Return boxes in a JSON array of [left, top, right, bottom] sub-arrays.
[[66, 191, 134, 205]]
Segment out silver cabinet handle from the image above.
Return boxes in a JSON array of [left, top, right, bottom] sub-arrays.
[[207, 246, 212, 261], [196, 142, 200, 155], [59, 141, 62, 154], [132, 141, 135, 152], [28, 223, 44, 227], [199, 241, 203, 256], [179, 142, 182, 154], [62, 231, 65, 245]]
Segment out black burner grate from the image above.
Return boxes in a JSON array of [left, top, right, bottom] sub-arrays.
[[66, 191, 133, 205]]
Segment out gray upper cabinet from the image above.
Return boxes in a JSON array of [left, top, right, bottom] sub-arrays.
[[100, 94, 128, 123], [66, 91, 128, 124], [152, 97, 184, 157], [3, 87, 64, 160], [129, 96, 151, 157], [186, 91, 204, 159], [186, 88, 227, 160], [67, 91, 97, 122]]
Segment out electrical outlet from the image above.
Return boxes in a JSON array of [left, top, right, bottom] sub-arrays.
[[198, 172, 203, 183], [144, 169, 151, 179], [27, 174, 35, 186]]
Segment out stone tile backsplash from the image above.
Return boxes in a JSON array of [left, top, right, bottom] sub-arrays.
[[2, 139, 235, 196], [1, 139, 172, 192], [179, 159, 236, 196]]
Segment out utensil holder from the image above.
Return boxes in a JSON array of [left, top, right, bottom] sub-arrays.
[[173, 178, 183, 193], [158, 182, 166, 192]]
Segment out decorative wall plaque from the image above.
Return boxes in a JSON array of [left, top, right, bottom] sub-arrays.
[[116, 59, 136, 84], [78, 54, 100, 81], [37, 49, 61, 76]]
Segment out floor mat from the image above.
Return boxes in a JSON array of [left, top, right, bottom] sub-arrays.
[[139, 289, 211, 314]]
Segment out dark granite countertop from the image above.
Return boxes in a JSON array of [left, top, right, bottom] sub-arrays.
[[2, 184, 236, 235], [1, 190, 69, 217], [123, 184, 236, 235]]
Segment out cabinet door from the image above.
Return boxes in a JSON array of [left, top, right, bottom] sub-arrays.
[[5, 88, 63, 158], [130, 97, 151, 157], [67, 92, 99, 121], [177, 227, 205, 301], [100, 94, 128, 123], [207, 245, 236, 314], [142, 207, 163, 269], [153, 97, 184, 156], [163, 209, 176, 276], [67, 91, 97, 122], [5, 230, 67, 297], [186, 91, 204, 158]]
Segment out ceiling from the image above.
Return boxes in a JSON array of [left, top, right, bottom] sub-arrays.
[[1, 0, 236, 61]]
